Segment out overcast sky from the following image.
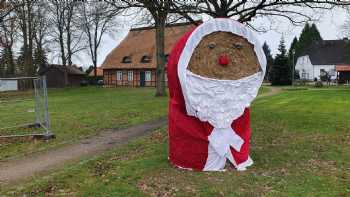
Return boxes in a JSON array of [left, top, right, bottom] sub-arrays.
[[71, 8, 349, 69]]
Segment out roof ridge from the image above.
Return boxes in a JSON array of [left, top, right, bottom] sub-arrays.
[[302, 39, 350, 65], [101, 21, 197, 69], [130, 20, 201, 32]]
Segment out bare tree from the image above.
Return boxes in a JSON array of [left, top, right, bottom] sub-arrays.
[[47, 0, 85, 86], [0, 0, 23, 22], [48, 0, 67, 68], [1, 0, 50, 76], [176, 1, 350, 29], [65, 0, 77, 67], [79, 1, 121, 80], [32, 0, 50, 70], [0, 10, 17, 77], [15, 0, 36, 76]]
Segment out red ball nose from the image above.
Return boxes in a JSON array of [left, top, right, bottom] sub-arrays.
[[218, 55, 229, 66]]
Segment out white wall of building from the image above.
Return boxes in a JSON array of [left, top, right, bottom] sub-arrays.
[[295, 55, 336, 80], [0, 80, 18, 92], [314, 65, 336, 80], [295, 55, 314, 80]]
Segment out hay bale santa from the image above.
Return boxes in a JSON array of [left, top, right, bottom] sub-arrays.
[[167, 18, 266, 171]]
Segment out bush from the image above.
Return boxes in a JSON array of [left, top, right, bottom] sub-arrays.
[[97, 80, 104, 86], [294, 79, 308, 86], [314, 81, 323, 88], [86, 76, 103, 85]]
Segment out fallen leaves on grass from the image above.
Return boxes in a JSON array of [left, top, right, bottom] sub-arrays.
[[149, 129, 167, 143], [7, 181, 76, 197], [137, 171, 197, 197], [302, 159, 340, 173], [92, 161, 113, 177]]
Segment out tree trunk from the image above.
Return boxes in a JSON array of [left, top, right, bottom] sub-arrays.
[[27, 4, 33, 76], [7, 47, 15, 76], [67, 31, 73, 67], [93, 60, 97, 83], [93, 47, 97, 79], [58, 29, 68, 86], [19, 2, 30, 77], [93, 26, 98, 83], [21, 21, 28, 75], [20, 0, 34, 76], [93, 49, 97, 83], [66, 5, 73, 67], [155, 17, 167, 97]]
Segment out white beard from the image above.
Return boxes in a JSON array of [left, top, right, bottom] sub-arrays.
[[184, 70, 263, 129], [182, 70, 263, 170]]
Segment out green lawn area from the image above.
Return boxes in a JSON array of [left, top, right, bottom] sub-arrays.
[[259, 86, 270, 95], [2, 88, 349, 196], [0, 87, 168, 160]]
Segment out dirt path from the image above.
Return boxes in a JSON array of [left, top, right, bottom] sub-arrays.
[[258, 86, 282, 98], [0, 86, 281, 186], [0, 118, 167, 185]]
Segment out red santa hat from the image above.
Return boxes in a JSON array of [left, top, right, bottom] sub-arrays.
[[167, 18, 266, 171]]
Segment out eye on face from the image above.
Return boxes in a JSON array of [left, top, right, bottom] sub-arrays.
[[233, 43, 243, 49], [188, 32, 261, 80], [208, 42, 216, 49]]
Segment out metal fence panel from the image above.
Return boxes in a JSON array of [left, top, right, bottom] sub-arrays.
[[0, 76, 53, 139]]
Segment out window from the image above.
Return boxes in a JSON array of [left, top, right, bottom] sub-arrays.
[[141, 55, 151, 63], [122, 56, 132, 63], [128, 70, 133, 81], [145, 71, 151, 81], [301, 69, 308, 79], [302, 72, 307, 79], [329, 69, 336, 76], [116, 71, 122, 81]]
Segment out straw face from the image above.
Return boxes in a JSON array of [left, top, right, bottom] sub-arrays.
[[187, 32, 261, 80]]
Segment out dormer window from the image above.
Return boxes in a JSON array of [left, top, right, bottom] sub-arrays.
[[122, 56, 132, 63], [141, 55, 151, 63]]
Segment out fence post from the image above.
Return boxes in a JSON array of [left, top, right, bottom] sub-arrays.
[[42, 76, 52, 137]]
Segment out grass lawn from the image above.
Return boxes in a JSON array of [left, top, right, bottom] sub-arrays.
[[0, 87, 168, 160], [259, 86, 270, 95], [2, 88, 349, 196]]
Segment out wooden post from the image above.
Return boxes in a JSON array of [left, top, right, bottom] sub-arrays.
[[154, 69, 157, 87], [133, 70, 135, 87], [122, 70, 124, 87]]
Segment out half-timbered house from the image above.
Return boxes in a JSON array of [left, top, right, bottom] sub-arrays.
[[101, 22, 196, 87]]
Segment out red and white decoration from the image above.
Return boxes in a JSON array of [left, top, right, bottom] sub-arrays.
[[167, 18, 266, 171]]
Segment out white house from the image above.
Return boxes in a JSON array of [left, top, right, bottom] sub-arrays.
[[295, 39, 350, 81]]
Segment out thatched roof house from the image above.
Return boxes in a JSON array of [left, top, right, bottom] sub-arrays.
[[101, 21, 197, 87]]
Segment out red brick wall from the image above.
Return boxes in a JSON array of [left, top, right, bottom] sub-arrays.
[[104, 69, 164, 87]]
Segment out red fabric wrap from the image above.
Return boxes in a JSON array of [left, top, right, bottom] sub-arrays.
[[167, 27, 251, 171]]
